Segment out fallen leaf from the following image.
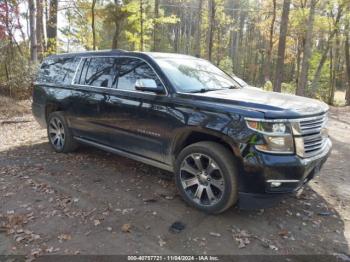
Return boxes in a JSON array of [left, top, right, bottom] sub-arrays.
[[209, 232, 221, 237], [58, 234, 71, 241], [121, 223, 131, 233], [278, 229, 289, 237]]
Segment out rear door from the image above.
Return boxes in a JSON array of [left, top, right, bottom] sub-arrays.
[[68, 56, 119, 143]]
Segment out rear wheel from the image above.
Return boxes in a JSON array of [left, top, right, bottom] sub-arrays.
[[175, 141, 239, 214], [47, 112, 78, 153]]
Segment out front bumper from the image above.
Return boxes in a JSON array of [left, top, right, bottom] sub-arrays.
[[238, 138, 332, 207]]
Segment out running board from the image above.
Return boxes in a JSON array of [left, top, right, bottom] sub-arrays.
[[74, 137, 174, 172]]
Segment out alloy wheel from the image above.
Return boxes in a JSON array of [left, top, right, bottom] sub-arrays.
[[48, 117, 65, 150], [180, 153, 225, 206]]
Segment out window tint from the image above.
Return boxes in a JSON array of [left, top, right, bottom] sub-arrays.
[[117, 58, 163, 91], [78, 57, 118, 88], [62, 58, 80, 84], [37, 57, 78, 85]]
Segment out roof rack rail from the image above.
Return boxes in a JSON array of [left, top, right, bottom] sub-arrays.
[[110, 49, 127, 52]]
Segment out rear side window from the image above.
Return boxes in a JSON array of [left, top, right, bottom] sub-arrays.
[[76, 57, 118, 88], [61, 58, 80, 84], [117, 58, 163, 91], [37, 57, 79, 85]]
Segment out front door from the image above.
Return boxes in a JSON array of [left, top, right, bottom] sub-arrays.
[[100, 57, 171, 162]]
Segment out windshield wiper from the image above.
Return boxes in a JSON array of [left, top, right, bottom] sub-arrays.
[[226, 85, 241, 89]]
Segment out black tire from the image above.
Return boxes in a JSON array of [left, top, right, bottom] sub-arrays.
[[47, 112, 78, 153], [174, 141, 239, 214]]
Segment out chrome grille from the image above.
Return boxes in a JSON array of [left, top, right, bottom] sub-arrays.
[[299, 114, 328, 135], [293, 113, 329, 158]]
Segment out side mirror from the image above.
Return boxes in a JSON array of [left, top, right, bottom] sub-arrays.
[[135, 79, 165, 94]]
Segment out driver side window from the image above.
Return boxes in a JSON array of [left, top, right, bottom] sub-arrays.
[[116, 58, 163, 92]]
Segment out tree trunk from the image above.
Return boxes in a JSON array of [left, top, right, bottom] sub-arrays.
[[230, 0, 240, 72], [44, 0, 49, 50], [296, 0, 318, 96], [328, 33, 341, 106], [91, 0, 97, 50], [273, 0, 291, 92], [295, 37, 302, 88], [186, 8, 193, 54], [264, 0, 276, 82], [112, 21, 120, 49], [152, 0, 159, 51], [345, 22, 350, 106], [207, 0, 215, 61], [47, 0, 58, 53], [28, 0, 38, 63], [140, 0, 144, 51], [234, 4, 246, 75], [194, 0, 203, 57], [36, 0, 44, 59], [112, 1, 124, 49]]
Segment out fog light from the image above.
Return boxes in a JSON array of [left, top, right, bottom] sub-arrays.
[[271, 182, 282, 188]]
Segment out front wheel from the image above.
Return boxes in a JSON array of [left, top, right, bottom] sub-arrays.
[[175, 141, 239, 214], [47, 112, 78, 153]]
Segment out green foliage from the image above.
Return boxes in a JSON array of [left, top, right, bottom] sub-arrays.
[[308, 51, 331, 101], [281, 82, 296, 94], [1, 0, 350, 104], [0, 42, 36, 99], [218, 57, 234, 75], [263, 81, 273, 92]]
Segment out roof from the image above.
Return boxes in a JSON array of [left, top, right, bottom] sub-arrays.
[[143, 52, 197, 60], [47, 50, 198, 60]]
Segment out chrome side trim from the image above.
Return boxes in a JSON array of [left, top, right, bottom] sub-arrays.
[[267, 180, 300, 183], [244, 114, 329, 123]]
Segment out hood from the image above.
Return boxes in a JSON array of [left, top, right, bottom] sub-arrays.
[[184, 86, 329, 119]]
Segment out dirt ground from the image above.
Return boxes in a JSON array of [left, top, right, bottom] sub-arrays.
[[0, 97, 349, 258]]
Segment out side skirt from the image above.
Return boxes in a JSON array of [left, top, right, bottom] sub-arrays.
[[74, 137, 174, 172]]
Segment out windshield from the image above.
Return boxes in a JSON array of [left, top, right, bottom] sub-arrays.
[[155, 58, 241, 93]]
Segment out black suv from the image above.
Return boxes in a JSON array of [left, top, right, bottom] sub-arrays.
[[32, 50, 332, 213]]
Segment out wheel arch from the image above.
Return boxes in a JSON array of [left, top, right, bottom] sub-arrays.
[[45, 102, 64, 125], [170, 128, 241, 164]]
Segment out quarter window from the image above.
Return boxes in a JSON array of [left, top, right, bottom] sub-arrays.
[[37, 57, 78, 85]]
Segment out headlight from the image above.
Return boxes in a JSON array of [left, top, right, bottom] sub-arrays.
[[246, 119, 294, 154]]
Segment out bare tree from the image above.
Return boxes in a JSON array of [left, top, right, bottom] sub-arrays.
[[91, 0, 97, 50], [296, 0, 318, 96], [140, 0, 144, 51], [273, 0, 291, 92], [264, 0, 276, 82], [329, 34, 340, 105], [112, 0, 128, 49], [345, 24, 350, 105], [36, 0, 44, 59], [47, 0, 58, 53], [28, 0, 38, 63], [152, 0, 159, 51], [207, 0, 215, 61], [194, 0, 203, 57]]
